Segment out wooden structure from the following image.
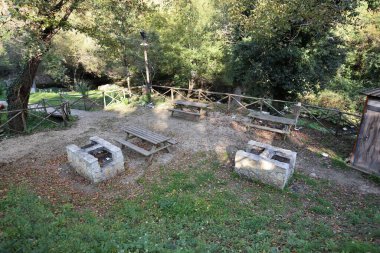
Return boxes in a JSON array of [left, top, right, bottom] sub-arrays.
[[247, 110, 297, 136], [169, 100, 208, 121], [115, 125, 177, 162], [351, 88, 380, 175]]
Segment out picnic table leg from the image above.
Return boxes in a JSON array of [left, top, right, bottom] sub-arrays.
[[147, 145, 157, 162]]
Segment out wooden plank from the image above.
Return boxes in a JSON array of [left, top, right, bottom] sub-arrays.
[[248, 111, 296, 125], [174, 100, 208, 108], [123, 126, 170, 144], [115, 139, 151, 156], [127, 126, 170, 143], [168, 108, 200, 116], [167, 139, 177, 145], [353, 109, 380, 175], [246, 123, 290, 134]]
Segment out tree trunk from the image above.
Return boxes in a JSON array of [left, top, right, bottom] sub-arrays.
[[187, 79, 195, 98], [7, 56, 41, 132], [5, 0, 81, 132], [127, 76, 131, 96]]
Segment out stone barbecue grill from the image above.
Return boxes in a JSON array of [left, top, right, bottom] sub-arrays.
[[66, 136, 124, 183], [235, 140, 297, 189]]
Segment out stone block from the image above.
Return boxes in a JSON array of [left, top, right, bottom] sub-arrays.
[[66, 137, 124, 183], [235, 141, 297, 189]]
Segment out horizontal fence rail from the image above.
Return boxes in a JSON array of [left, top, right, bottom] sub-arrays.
[[2, 85, 361, 137], [149, 85, 361, 136], [0, 101, 71, 136]]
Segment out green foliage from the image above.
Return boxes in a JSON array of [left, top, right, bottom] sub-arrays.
[[0, 81, 4, 99], [74, 81, 90, 97], [302, 90, 354, 112], [226, 0, 356, 100], [145, 0, 227, 87], [138, 93, 151, 105], [1, 0, 379, 111]]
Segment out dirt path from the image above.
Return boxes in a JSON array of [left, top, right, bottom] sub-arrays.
[[1, 104, 379, 199]]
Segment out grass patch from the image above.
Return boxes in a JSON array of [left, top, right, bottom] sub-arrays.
[[1, 156, 379, 252], [297, 119, 331, 133], [331, 156, 350, 170], [29, 91, 104, 111]]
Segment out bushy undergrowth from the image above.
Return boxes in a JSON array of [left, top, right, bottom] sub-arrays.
[[1, 157, 379, 253], [302, 90, 358, 112]]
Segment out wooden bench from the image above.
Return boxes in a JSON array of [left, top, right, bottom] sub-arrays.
[[168, 108, 201, 119], [169, 100, 208, 121], [247, 111, 297, 135], [115, 138, 151, 156], [115, 125, 177, 161]]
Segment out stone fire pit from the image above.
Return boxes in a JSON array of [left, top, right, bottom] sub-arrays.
[[66, 136, 124, 183], [234, 140, 297, 189]]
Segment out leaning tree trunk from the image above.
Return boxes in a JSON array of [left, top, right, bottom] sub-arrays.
[[7, 56, 42, 132], [5, 0, 81, 132]]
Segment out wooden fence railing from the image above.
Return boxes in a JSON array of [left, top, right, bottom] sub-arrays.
[[0, 101, 70, 136], [148, 85, 361, 136]]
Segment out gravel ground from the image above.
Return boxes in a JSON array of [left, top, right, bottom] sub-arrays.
[[1, 103, 379, 197]]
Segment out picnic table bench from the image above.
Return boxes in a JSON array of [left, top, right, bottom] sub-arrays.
[[115, 125, 177, 161], [247, 110, 297, 135], [169, 100, 208, 120]]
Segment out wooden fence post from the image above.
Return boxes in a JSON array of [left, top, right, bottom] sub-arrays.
[[83, 95, 87, 111], [61, 102, 68, 126], [227, 95, 231, 112], [198, 90, 201, 102], [21, 110, 27, 132], [103, 92, 106, 108], [259, 99, 263, 112], [171, 88, 174, 101], [42, 99, 48, 114], [293, 102, 302, 128], [335, 111, 342, 136]]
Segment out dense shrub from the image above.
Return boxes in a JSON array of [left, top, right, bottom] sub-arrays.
[[302, 90, 356, 112]]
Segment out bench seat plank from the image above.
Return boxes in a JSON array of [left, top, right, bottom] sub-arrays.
[[115, 139, 151, 156], [246, 123, 290, 134], [168, 108, 201, 116], [123, 126, 170, 144], [248, 111, 296, 125], [174, 100, 208, 108]]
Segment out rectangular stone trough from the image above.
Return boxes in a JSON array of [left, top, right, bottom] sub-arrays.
[[66, 136, 124, 183], [234, 140, 297, 189]]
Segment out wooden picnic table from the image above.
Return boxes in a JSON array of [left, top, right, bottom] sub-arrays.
[[115, 125, 176, 161], [169, 100, 209, 120], [247, 110, 296, 135]]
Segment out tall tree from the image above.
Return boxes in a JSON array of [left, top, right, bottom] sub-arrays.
[[226, 0, 359, 100], [5, 0, 83, 132]]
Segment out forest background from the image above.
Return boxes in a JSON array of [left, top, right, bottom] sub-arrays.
[[1, 0, 379, 112]]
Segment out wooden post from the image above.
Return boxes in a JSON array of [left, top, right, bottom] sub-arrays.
[[198, 90, 201, 102], [21, 110, 27, 132], [293, 102, 301, 128], [83, 95, 87, 111], [335, 111, 342, 136], [171, 87, 174, 101], [259, 99, 263, 112], [42, 99, 48, 114], [103, 92, 106, 108], [61, 103, 68, 126], [228, 95, 231, 112], [127, 76, 132, 97]]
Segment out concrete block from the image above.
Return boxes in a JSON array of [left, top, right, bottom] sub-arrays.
[[235, 141, 297, 189], [66, 137, 125, 183]]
